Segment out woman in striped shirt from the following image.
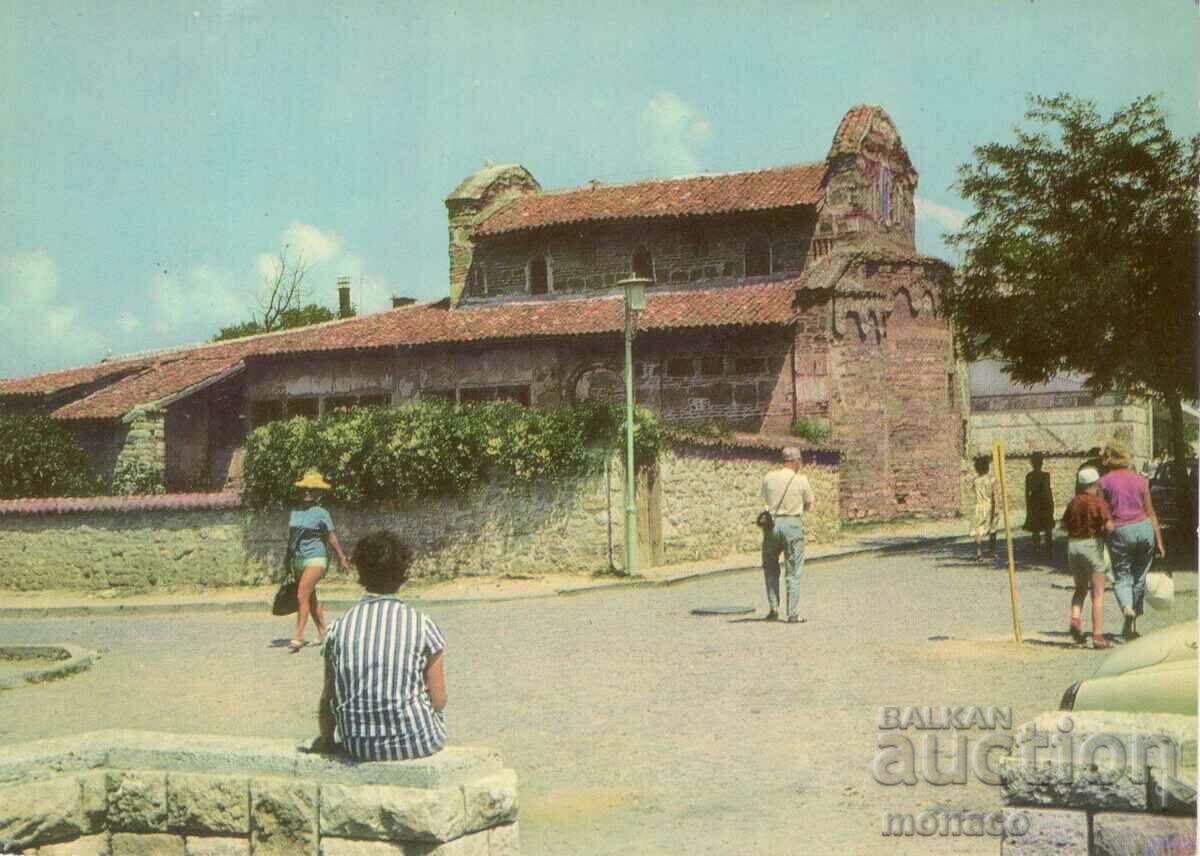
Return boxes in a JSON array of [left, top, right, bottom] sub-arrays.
[[316, 531, 448, 760]]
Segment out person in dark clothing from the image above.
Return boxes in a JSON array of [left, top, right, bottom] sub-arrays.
[[1023, 453, 1055, 560]]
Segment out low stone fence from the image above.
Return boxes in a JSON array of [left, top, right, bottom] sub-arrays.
[[998, 711, 1196, 855], [0, 729, 518, 855], [0, 442, 842, 591]]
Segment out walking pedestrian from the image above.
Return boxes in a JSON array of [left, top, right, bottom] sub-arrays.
[[1023, 452, 1055, 560], [1099, 443, 1165, 640], [760, 447, 814, 624], [1061, 466, 1113, 649], [971, 456, 998, 562], [287, 468, 352, 653]]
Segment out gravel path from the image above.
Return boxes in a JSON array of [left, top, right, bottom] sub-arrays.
[[0, 537, 1193, 855]]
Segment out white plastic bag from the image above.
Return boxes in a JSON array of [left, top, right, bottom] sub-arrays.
[[1145, 571, 1175, 611]]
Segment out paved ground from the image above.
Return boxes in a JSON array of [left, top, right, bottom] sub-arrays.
[[0, 535, 1194, 855]]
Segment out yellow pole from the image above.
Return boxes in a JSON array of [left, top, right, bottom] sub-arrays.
[[993, 439, 1022, 643]]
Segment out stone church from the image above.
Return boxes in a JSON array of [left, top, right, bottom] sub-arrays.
[[0, 105, 963, 521]]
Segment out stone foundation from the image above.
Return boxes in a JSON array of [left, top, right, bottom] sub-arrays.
[[0, 731, 518, 855], [999, 711, 1197, 855]]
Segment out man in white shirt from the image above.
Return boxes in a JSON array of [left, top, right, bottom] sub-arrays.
[[761, 447, 815, 623]]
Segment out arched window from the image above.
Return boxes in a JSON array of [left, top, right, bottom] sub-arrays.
[[527, 255, 550, 295], [744, 236, 771, 277], [632, 246, 653, 280]]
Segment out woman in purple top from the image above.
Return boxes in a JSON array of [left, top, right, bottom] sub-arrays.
[[1099, 443, 1165, 640]]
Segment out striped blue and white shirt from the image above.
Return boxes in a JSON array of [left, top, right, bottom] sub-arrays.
[[322, 595, 446, 761]]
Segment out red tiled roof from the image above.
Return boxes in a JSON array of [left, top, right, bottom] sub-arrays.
[[0, 357, 150, 398], [250, 275, 809, 357], [51, 353, 248, 421], [0, 491, 242, 516], [476, 162, 828, 237]]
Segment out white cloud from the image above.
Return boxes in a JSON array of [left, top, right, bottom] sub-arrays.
[[281, 222, 342, 265], [0, 250, 108, 376], [639, 92, 713, 176], [337, 255, 392, 316], [915, 196, 970, 232]]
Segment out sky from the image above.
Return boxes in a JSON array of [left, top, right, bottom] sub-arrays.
[[1, 0, 1196, 379]]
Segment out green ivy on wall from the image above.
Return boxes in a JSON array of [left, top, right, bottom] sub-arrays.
[[242, 400, 664, 509]]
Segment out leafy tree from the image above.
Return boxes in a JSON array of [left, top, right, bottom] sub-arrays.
[[944, 94, 1198, 520], [0, 414, 98, 498], [210, 248, 349, 342]]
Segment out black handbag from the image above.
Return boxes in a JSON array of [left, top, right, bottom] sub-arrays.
[[272, 579, 300, 616]]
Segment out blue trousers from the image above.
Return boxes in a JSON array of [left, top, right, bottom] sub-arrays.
[[1109, 519, 1155, 616], [762, 515, 805, 620]]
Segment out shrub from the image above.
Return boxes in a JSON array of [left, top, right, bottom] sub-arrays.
[[111, 458, 166, 496], [790, 417, 831, 444], [0, 414, 99, 498], [241, 401, 667, 509]]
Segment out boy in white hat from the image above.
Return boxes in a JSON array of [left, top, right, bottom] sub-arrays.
[[1060, 466, 1115, 649]]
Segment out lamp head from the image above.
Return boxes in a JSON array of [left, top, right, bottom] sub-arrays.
[[613, 276, 651, 311]]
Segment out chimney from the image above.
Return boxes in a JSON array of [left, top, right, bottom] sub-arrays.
[[337, 276, 352, 318], [391, 296, 416, 309]]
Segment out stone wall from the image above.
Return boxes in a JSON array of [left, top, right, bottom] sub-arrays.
[[658, 445, 840, 563], [998, 711, 1196, 855], [0, 730, 519, 855], [463, 210, 814, 300], [113, 409, 167, 490], [969, 402, 1153, 472], [0, 447, 844, 591]]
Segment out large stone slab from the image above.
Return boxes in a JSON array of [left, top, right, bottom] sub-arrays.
[[110, 832, 186, 855], [107, 771, 168, 832], [0, 733, 106, 785], [1001, 711, 1197, 811], [461, 770, 518, 834], [26, 833, 110, 855], [1092, 812, 1198, 856], [320, 783, 467, 843], [166, 772, 250, 834], [104, 732, 298, 779], [0, 775, 83, 848], [293, 746, 503, 787], [183, 835, 251, 856], [1000, 808, 1089, 856], [250, 777, 318, 856]]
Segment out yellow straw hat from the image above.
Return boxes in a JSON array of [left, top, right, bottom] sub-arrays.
[[294, 468, 332, 491]]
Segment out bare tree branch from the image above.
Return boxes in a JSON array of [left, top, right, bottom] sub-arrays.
[[256, 246, 312, 332]]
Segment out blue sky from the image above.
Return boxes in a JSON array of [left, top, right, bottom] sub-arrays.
[[1, 0, 1196, 378]]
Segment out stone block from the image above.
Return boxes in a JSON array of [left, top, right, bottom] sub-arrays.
[[0, 733, 106, 785], [417, 830, 490, 855], [1092, 812, 1198, 856], [318, 839, 409, 855], [1001, 712, 1198, 811], [1000, 808, 1088, 856], [488, 822, 519, 856], [250, 777, 318, 856], [293, 746, 500, 788], [29, 834, 111, 855], [111, 833, 186, 855], [460, 770, 518, 833], [81, 770, 109, 834], [183, 835, 251, 856], [0, 775, 83, 848], [107, 771, 168, 832], [320, 783, 467, 843], [167, 772, 250, 833]]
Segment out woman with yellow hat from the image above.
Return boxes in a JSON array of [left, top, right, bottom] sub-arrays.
[[287, 468, 351, 652]]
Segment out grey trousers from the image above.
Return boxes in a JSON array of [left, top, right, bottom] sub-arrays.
[[762, 515, 805, 619]]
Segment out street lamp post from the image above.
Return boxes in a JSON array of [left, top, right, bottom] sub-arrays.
[[612, 276, 649, 575]]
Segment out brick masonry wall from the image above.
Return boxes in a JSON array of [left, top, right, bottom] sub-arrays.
[[827, 261, 962, 521], [463, 210, 815, 300], [658, 447, 839, 563], [0, 449, 842, 591]]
